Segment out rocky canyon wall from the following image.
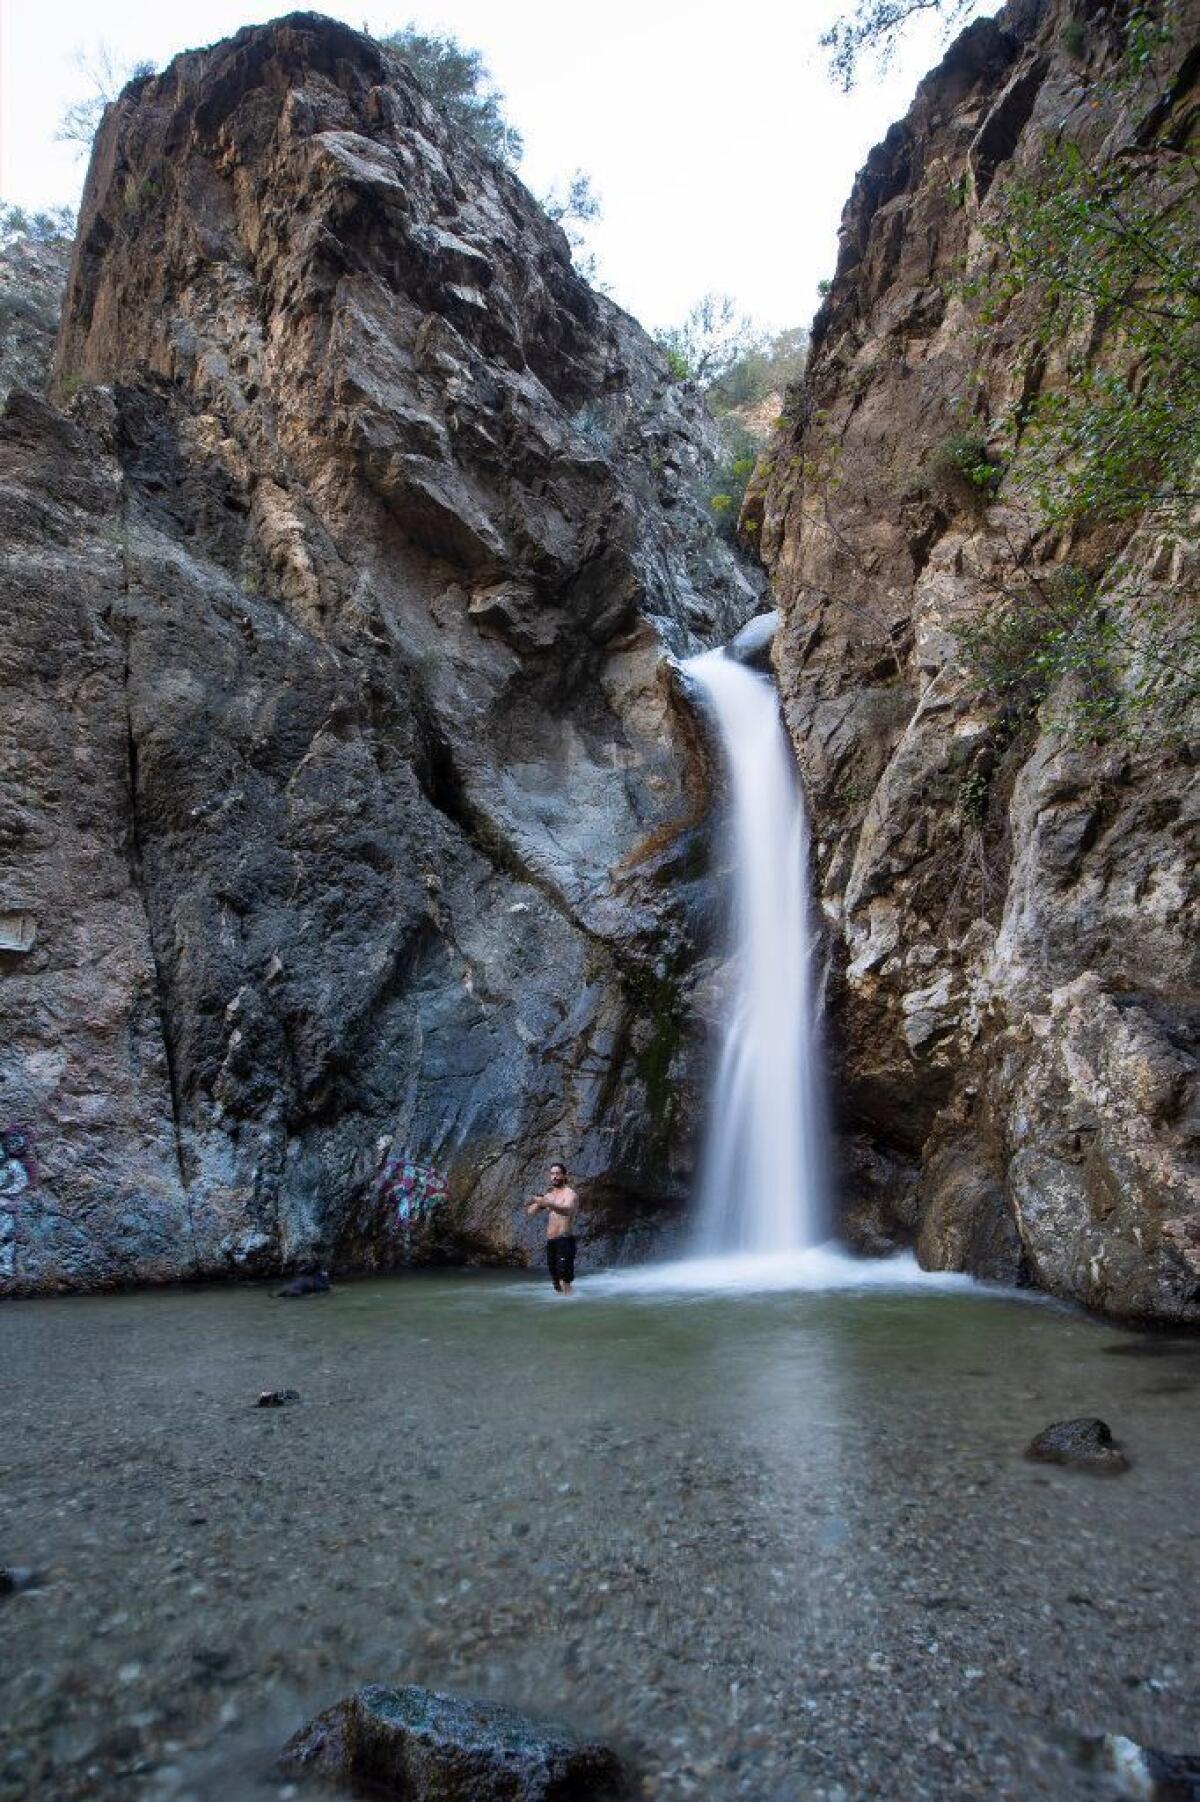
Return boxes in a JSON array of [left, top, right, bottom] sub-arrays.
[[0, 14, 760, 1293], [752, 0, 1199, 1320]]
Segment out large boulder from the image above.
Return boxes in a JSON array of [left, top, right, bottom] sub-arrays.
[[1092, 1733, 1200, 1801], [280, 1683, 626, 1799]]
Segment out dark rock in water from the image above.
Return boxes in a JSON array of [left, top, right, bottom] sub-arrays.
[[274, 1272, 332, 1298], [0, 1567, 37, 1597], [281, 1682, 626, 1799], [1025, 1417, 1129, 1472], [1091, 1732, 1200, 1800], [256, 1389, 301, 1408]]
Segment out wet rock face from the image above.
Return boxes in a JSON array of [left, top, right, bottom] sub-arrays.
[[281, 1683, 626, 1799], [752, 0, 1200, 1321], [0, 14, 759, 1294]]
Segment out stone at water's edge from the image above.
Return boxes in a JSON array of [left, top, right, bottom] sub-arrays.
[[280, 1683, 627, 1799], [1025, 1418, 1129, 1473]]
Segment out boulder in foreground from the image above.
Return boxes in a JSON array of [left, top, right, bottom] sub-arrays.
[[281, 1682, 626, 1799], [1093, 1732, 1200, 1800], [1025, 1418, 1129, 1473]]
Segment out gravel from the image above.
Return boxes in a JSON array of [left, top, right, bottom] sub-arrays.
[[1, 1271, 1197, 1800]]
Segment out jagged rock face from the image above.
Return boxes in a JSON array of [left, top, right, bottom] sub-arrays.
[[752, 0, 1199, 1320], [0, 236, 70, 403], [0, 13, 759, 1293]]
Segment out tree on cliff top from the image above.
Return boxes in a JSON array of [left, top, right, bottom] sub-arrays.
[[540, 169, 605, 282], [821, 0, 982, 90], [57, 44, 155, 150], [654, 300, 810, 543], [655, 294, 762, 386], [383, 24, 523, 165]]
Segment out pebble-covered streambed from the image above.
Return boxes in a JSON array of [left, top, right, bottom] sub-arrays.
[[2, 1271, 1198, 1800]]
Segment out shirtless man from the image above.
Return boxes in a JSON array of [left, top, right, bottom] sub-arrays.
[[525, 1162, 579, 1294]]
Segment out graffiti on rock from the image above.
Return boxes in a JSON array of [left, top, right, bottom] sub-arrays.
[[375, 1147, 448, 1230]]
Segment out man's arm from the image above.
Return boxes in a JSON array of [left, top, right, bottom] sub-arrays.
[[542, 1189, 578, 1221], [525, 1190, 548, 1217]]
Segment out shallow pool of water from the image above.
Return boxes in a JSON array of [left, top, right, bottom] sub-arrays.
[[2, 1266, 1197, 1800]]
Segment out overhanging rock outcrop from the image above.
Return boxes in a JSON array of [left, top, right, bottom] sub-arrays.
[[750, 0, 1199, 1320], [0, 13, 760, 1292]]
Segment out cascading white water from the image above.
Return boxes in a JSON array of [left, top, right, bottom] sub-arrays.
[[590, 641, 980, 1294], [685, 648, 828, 1256]]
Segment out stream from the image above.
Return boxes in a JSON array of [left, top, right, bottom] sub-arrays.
[[2, 1270, 1198, 1800]]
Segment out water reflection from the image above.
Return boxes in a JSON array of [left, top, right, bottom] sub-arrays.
[[1, 1275, 1196, 1800]]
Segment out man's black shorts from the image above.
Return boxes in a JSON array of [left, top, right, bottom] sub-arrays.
[[547, 1235, 577, 1288]]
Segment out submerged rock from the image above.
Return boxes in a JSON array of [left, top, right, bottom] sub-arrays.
[[1025, 1418, 1129, 1473], [281, 1682, 626, 1799], [1101, 1339, 1200, 1361], [274, 1273, 332, 1298]]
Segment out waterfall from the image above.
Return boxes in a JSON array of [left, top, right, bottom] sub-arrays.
[[684, 648, 828, 1257]]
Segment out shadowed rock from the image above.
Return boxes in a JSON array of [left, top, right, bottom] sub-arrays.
[[1025, 1417, 1129, 1472], [1091, 1732, 1200, 1800], [256, 1388, 301, 1407], [274, 1272, 332, 1298], [280, 1682, 626, 1799]]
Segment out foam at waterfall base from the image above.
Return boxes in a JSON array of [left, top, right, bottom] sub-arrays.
[[585, 1244, 1025, 1299]]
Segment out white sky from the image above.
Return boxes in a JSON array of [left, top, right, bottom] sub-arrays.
[[0, 0, 982, 334]]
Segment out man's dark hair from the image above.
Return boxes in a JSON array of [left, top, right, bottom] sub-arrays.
[[550, 1160, 567, 1175]]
